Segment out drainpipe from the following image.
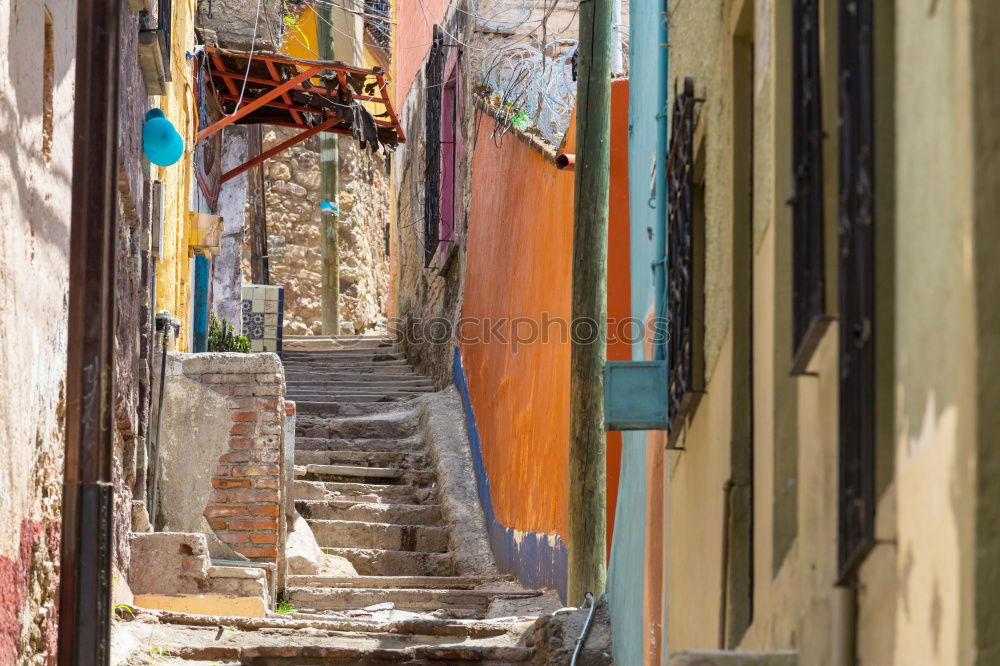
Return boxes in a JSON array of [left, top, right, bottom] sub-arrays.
[[59, 0, 121, 660], [652, 2, 670, 363]]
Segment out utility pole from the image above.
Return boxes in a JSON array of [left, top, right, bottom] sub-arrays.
[[318, 4, 340, 335], [568, 0, 613, 605]]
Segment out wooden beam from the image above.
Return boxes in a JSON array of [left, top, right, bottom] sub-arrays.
[[197, 65, 324, 142], [209, 69, 387, 104], [264, 58, 303, 125], [375, 72, 405, 142], [219, 117, 342, 184], [204, 45, 376, 77]]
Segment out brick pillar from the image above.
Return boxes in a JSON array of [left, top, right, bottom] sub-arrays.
[[202, 369, 285, 563]]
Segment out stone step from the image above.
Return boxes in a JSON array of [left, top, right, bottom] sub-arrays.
[[295, 464, 435, 485], [287, 386, 434, 397], [214, 643, 535, 663], [281, 350, 405, 360], [295, 403, 413, 420], [282, 361, 422, 370], [286, 574, 503, 589], [296, 411, 420, 439], [282, 336, 394, 351], [293, 479, 428, 504], [294, 396, 413, 410], [297, 500, 442, 525], [308, 520, 450, 552], [287, 376, 434, 387], [285, 586, 543, 614], [294, 449, 427, 469], [325, 548, 456, 577], [294, 436, 425, 454]]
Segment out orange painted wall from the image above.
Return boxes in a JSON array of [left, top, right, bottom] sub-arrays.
[[462, 81, 631, 548], [394, 0, 450, 108]]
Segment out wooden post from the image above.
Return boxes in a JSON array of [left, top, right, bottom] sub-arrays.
[[568, 0, 613, 605], [318, 4, 340, 335]]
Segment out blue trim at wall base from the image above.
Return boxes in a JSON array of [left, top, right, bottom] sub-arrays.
[[452, 348, 569, 602]]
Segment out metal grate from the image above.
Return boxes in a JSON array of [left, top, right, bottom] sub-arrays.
[[365, 0, 392, 55], [837, 0, 877, 581], [666, 77, 699, 432], [790, 0, 825, 359], [423, 26, 445, 265]]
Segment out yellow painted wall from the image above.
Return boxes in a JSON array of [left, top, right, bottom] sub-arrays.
[[155, 0, 198, 351]]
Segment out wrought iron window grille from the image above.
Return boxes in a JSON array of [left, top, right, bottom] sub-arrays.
[[837, 0, 877, 583], [423, 26, 445, 266], [666, 77, 705, 440], [790, 0, 831, 374]]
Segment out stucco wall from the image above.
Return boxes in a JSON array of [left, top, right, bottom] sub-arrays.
[[155, 0, 199, 350], [0, 2, 76, 661], [212, 126, 250, 331], [455, 82, 630, 595]]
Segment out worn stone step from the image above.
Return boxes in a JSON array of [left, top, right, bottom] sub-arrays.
[[326, 548, 456, 577], [285, 586, 542, 614], [294, 436, 425, 454], [295, 465, 435, 486], [218, 643, 535, 663], [308, 520, 450, 552], [297, 411, 420, 439], [293, 480, 427, 504], [294, 396, 414, 410], [286, 574, 504, 589], [287, 377, 434, 388], [287, 388, 434, 399], [282, 335, 394, 350], [294, 449, 427, 469], [297, 500, 442, 525], [294, 403, 412, 420], [281, 349, 405, 359], [282, 361, 421, 370]]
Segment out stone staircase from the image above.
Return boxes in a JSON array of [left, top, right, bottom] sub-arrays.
[[280, 336, 544, 622]]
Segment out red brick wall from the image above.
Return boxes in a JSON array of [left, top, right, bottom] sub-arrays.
[[201, 371, 286, 563]]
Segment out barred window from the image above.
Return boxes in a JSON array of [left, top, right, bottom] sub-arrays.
[[837, 0, 877, 582], [666, 77, 705, 437], [790, 0, 827, 370]]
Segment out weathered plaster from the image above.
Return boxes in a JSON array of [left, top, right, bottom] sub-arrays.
[[212, 126, 249, 331]]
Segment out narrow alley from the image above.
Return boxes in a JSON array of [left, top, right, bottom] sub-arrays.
[[2, 0, 999, 664]]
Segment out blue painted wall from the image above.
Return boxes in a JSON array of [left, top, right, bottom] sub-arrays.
[[452, 349, 569, 601], [606, 1, 668, 662]]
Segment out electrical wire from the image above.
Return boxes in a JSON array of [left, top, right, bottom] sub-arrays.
[[230, 0, 264, 115]]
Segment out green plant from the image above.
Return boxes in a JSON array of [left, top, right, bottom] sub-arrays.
[[208, 314, 251, 353], [113, 603, 136, 619], [149, 647, 171, 661], [276, 598, 295, 615]]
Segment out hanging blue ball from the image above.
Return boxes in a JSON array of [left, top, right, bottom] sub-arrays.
[[143, 109, 184, 167]]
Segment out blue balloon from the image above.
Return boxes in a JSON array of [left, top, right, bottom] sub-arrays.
[[143, 109, 184, 167]]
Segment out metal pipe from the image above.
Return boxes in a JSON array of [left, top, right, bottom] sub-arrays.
[[556, 153, 576, 171], [59, 0, 121, 660], [652, 2, 670, 362], [571, 592, 599, 666]]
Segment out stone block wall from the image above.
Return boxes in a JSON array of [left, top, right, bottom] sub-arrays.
[[158, 353, 287, 567], [253, 129, 390, 335]]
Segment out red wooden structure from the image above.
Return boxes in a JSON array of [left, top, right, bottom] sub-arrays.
[[197, 46, 405, 183]]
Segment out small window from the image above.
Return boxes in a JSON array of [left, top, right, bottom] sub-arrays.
[[423, 26, 461, 271], [666, 77, 705, 439], [42, 9, 54, 164]]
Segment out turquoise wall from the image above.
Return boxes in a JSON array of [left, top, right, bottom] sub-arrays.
[[606, 1, 666, 662]]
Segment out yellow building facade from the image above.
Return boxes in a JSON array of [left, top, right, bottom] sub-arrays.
[[154, 0, 198, 351]]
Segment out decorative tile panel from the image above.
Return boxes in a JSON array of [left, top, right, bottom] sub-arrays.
[[241, 284, 284, 353]]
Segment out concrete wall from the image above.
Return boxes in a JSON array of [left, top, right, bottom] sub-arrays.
[[155, 0, 199, 350], [157, 353, 288, 567], [449, 82, 630, 598], [0, 2, 76, 661], [212, 126, 250, 331], [630, 0, 1000, 663]]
